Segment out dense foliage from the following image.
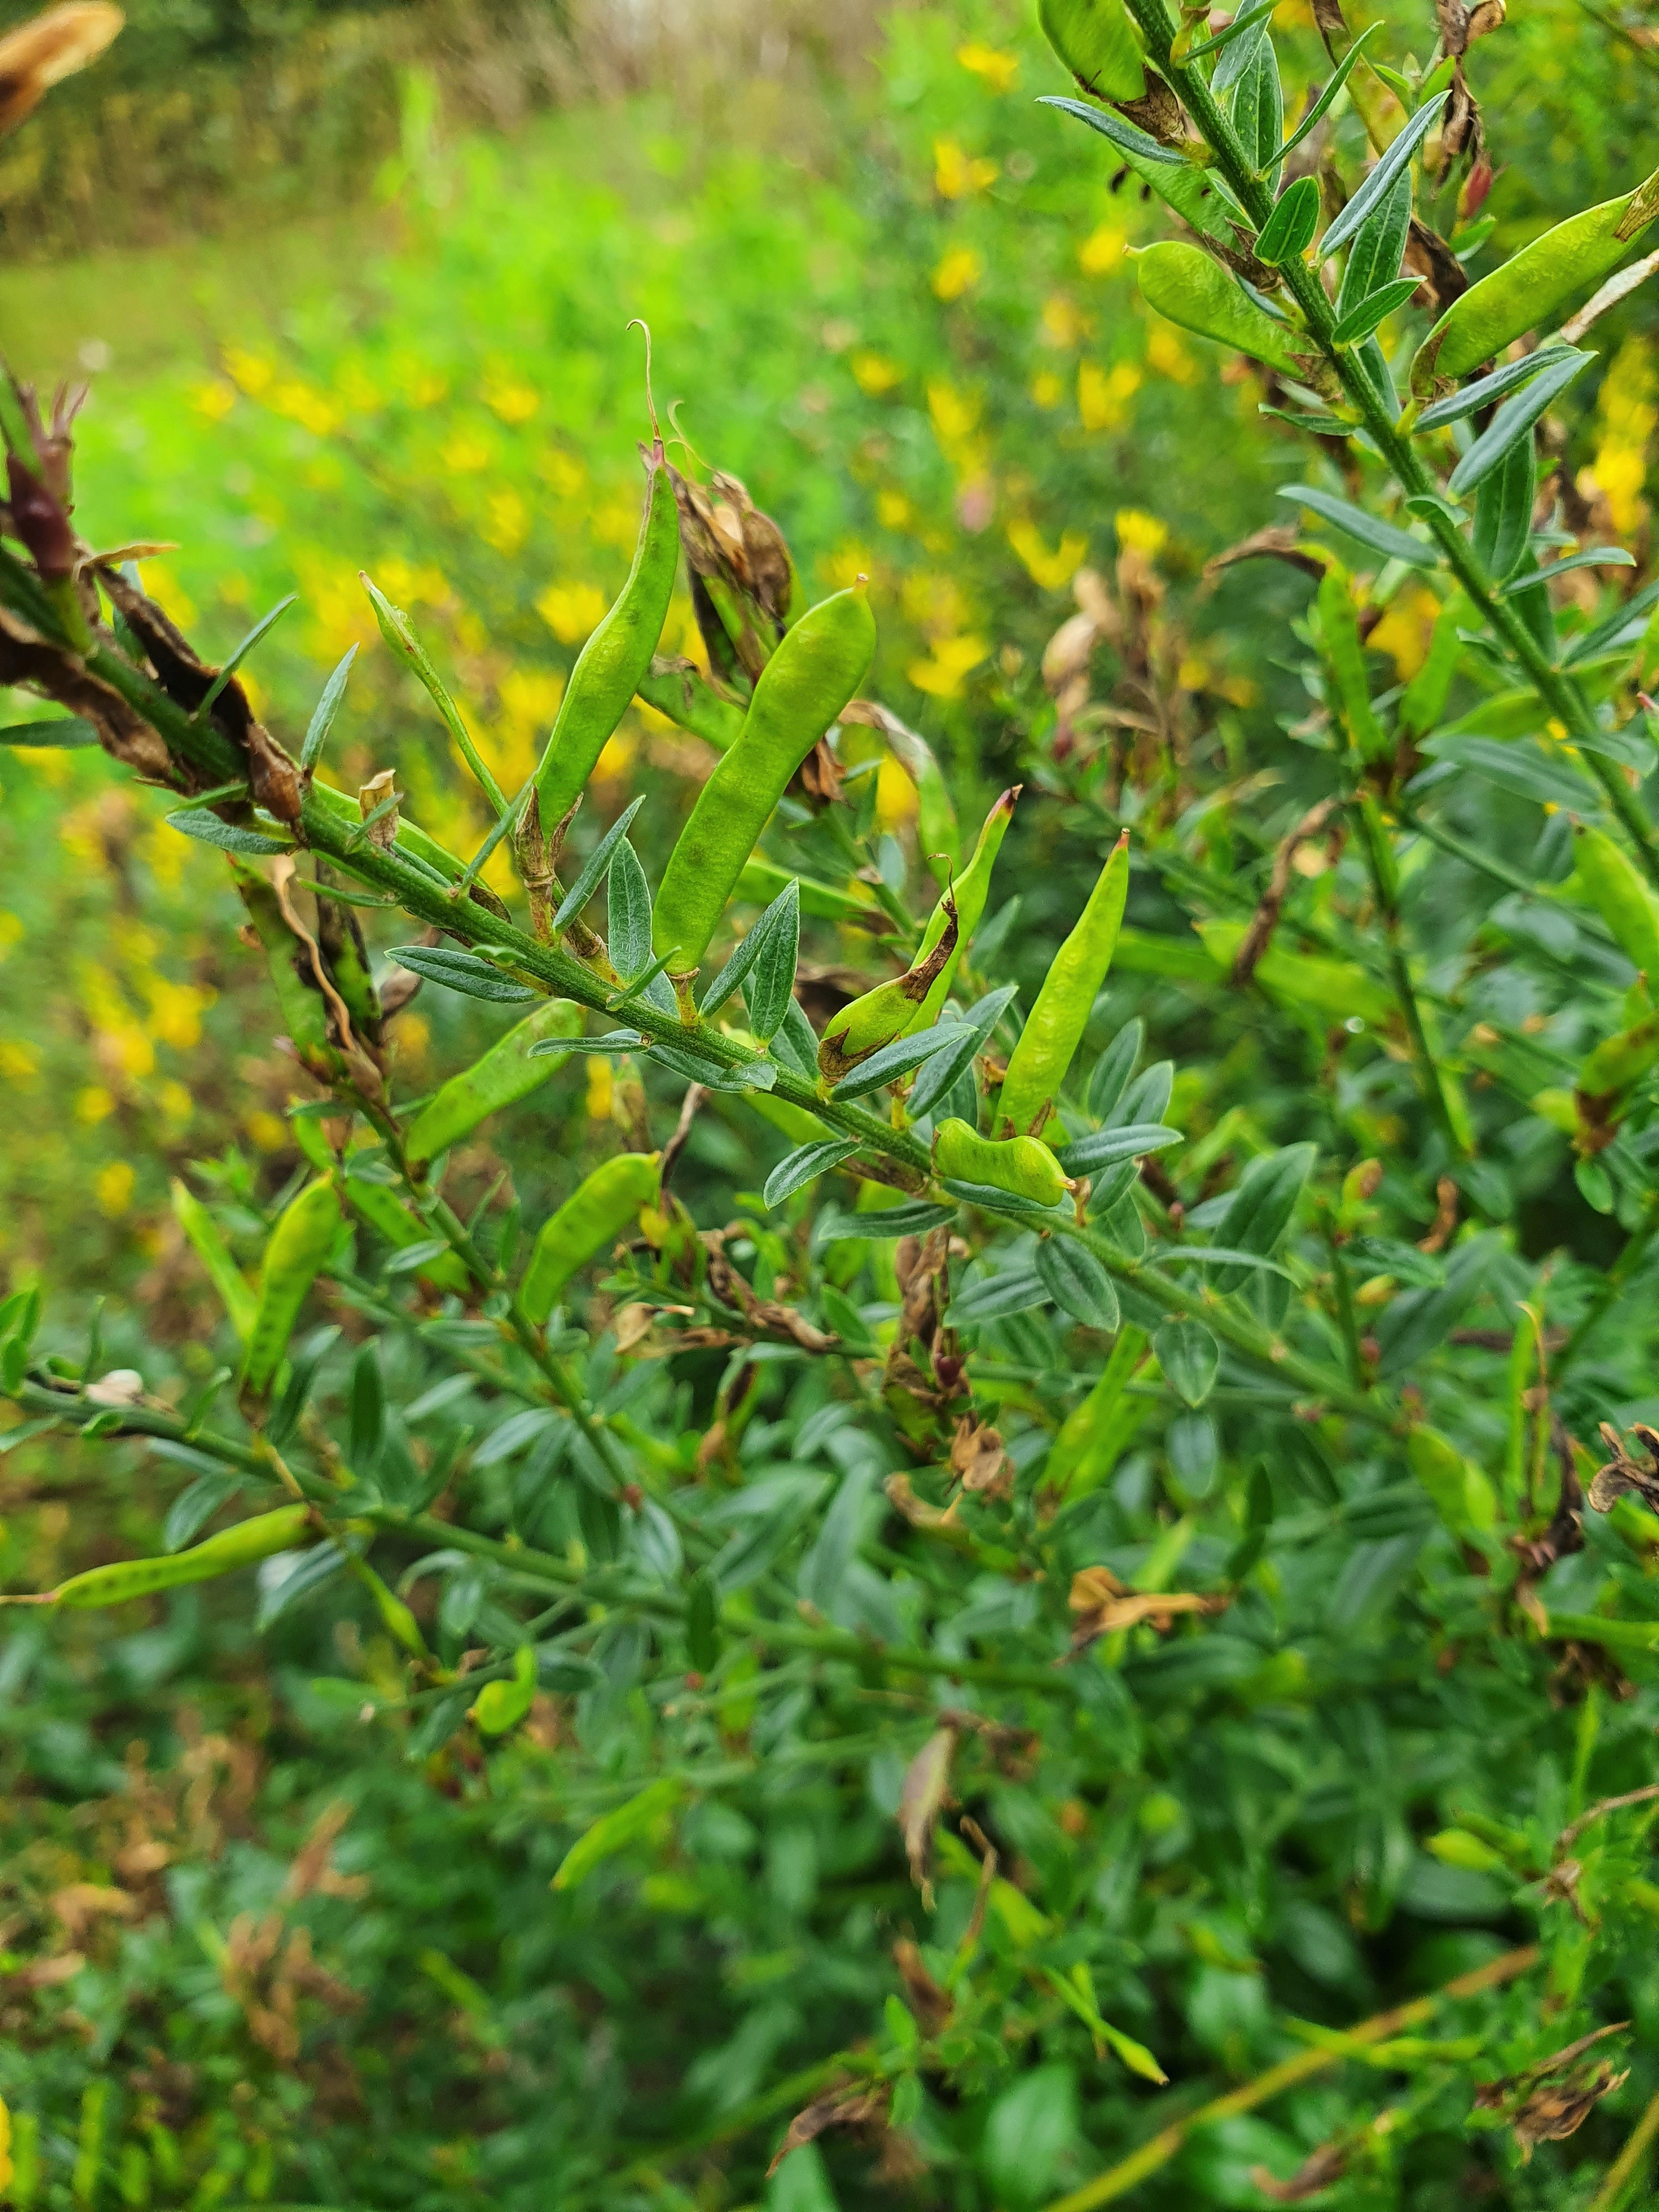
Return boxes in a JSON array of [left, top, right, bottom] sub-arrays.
[[6, 2, 1659, 2208]]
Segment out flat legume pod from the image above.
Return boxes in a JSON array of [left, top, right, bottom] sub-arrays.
[[1039, 0, 1145, 100], [27, 1505, 315, 1609], [520, 1152, 662, 1324], [652, 586, 875, 976], [404, 998, 584, 1176], [1413, 168, 1659, 391], [244, 1180, 342, 1400], [933, 1118, 1071, 1207], [998, 831, 1130, 1137], [535, 439, 681, 826], [1136, 241, 1336, 393]]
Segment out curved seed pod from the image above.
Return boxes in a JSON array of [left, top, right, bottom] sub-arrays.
[[472, 1645, 537, 1735], [651, 586, 875, 976], [998, 832, 1130, 1138], [816, 787, 1018, 1082], [1579, 1011, 1659, 1108], [1573, 825, 1659, 981], [520, 1152, 662, 1325], [348, 1556, 430, 1658], [8, 1504, 315, 1610], [818, 898, 959, 1084], [1039, 0, 1145, 101], [1413, 168, 1659, 390], [1136, 242, 1338, 394], [404, 998, 583, 1177], [534, 439, 680, 825], [244, 1180, 342, 1401], [933, 1117, 1072, 1207], [905, 785, 1019, 1035]]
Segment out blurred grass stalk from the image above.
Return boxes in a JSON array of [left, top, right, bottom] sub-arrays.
[[0, 0, 895, 261]]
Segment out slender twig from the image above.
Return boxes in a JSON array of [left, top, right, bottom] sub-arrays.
[[1590, 2087, 1659, 2212], [1039, 1946, 1539, 2212]]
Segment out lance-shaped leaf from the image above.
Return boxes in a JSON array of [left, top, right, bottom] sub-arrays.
[[1277, 484, 1438, 567], [301, 642, 358, 772], [1278, 23, 1384, 161], [1331, 275, 1420, 348], [1448, 348, 1593, 496], [742, 879, 800, 1043], [166, 810, 292, 855], [699, 877, 799, 1019], [1319, 91, 1448, 262], [387, 945, 540, 1003], [946, 1267, 1047, 1325], [1414, 343, 1579, 432], [606, 838, 653, 983], [1153, 1317, 1220, 1406], [1035, 1238, 1120, 1331], [909, 985, 1019, 1121], [832, 1019, 977, 1103], [764, 1138, 862, 1209], [1037, 93, 1184, 165], [1055, 1122, 1182, 1175], [551, 795, 646, 933]]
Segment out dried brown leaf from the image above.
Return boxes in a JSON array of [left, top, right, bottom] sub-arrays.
[[1251, 2142, 1347, 2201], [892, 1937, 953, 2035], [765, 2083, 888, 2179], [897, 1725, 958, 1908], [0, 1, 121, 132], [951, 1416, 1012, 1498]]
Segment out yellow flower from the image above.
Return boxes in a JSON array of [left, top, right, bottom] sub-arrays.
[[539, 448, 588, 496], [877, 489, 915, 531], [933, 247, 983, 302], [1368, 585, 1442, 681], [1116, 508, 1169, 558], [1146, 327, 1198, 383], [1586, 335, 1656, 535], [245, 1111, 288, 1154], [483, 488, 531, 557], [851, 351, 902, 397], [0, 909, 21, 952], [876, 754, 919, 829], [1008, 520, 1089, 592], [1078, 359, 1143, 431], [441, 431, 494, 475], [1040, 293, 1089, 349], [1, 2090, 12, 2192], [484, 377, 539, 425], [158, 1080, 193, 1128], [1079, 223, 1127, 276], [956, 42, 1018, 91], [1031, 370, 1064, 409], [222, 346, 274, 397], [586, 1057, 614, 1120], [909, 634, 989, 699], [190, 379, 236, 421], [934, 138, 999, 200], [270, 381, 342, 437], [823, 544, 875, 592], [0, 1041, 38, 1082], [927, 378, 980, 450], [95, 1160, 134, 1217], [76, 1083, 114, 1125], [537, 580, 609, 645], [146, 977, 213, 1051]]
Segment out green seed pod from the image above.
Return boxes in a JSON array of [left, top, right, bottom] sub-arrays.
[[551, 1775, 681, 1892], [520, 1152, 662, 1324], [27, 1504, 314, 1609], [1198, 921, 1394, 1026], [171, 1177, 257, 1342], [1413, 168, 1659, 391], [1039, 0, 1145, 104], [348, 1556, 430, 1658], [905, 785, 1019, 1034], [739, 855, 881, 924], [933, 1117, 1072, 1208], [998, 831, 1130, 1138], [1136, 241, 1338, 394], [1578, 1008, 1659, 1107], [651, 586, 876, 975], [1573, 825, 1659, 982], [635, 657, 746, 752], [404, 998, 584, 1177], [244, 1180, 342, 1401], [535, 439, 681, 826], [817, 787, 1018, 1082], [473, 1645, 537, 1735]]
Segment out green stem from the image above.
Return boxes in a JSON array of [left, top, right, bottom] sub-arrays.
[[1128, 0, 1659, 897], [1350, 790, 1469, 1155]]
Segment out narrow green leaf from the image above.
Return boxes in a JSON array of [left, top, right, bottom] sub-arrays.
[[1320, 92, 1448, 261], [1254, 176, 1321, 266], [1182, 0, 1276, 64], [1037, 95, 1184, 166], [1331, 275, 1421, 348], [832, 1020, 977, 1103], [699, 877, 800, 1019], [1035, 1238, 1121, 1331], [552, 796, 646, 934], [606, 838, 653, 983], [764, 1138, 862, 1209], [1153, 1317, 1220, 1406], [1497, 547, 1635, 597], [909, 984, 1019, 1120], [1278, 24, 1384, 161], [946, 1267, 1047, 1326], [742, 880, 800, 1043], [1277, 485, 1438, 567], [300, 642, 358, 773], [1414, 343, 1579, 431], [195, 594, 298, 721], [1056, 1122, 1182, 1175], [1448, 349, 1592, 496], [0, 715, 97, 747], [1471, 436, 1536, 581], [166, 810, 292, 855], [387, 945, 540, 1003]]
